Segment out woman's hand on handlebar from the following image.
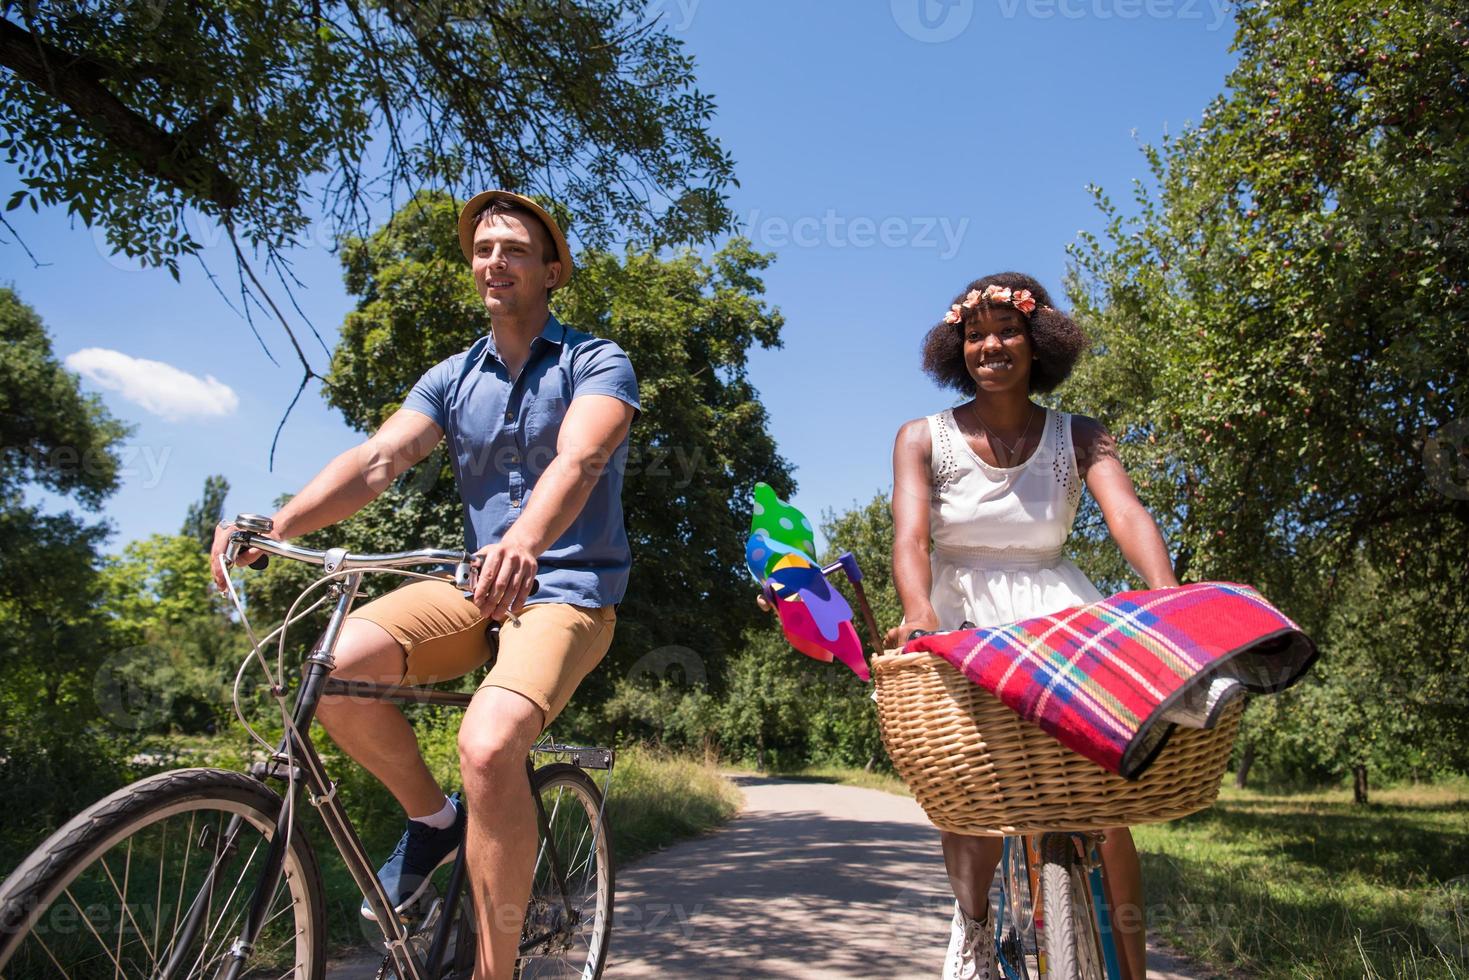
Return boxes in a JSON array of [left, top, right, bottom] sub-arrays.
[[885, 610, 940, 649]]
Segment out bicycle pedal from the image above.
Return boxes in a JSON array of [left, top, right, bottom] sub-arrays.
[[397, 885, 441, 926]]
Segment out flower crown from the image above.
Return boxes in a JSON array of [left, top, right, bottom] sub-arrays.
[[943, 284, 1045, 325]]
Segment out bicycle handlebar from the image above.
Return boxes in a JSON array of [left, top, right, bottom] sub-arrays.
[[223, 514, 478, 590]]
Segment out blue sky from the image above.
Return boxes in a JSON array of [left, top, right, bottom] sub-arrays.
[[3, 0, 1238, 551]]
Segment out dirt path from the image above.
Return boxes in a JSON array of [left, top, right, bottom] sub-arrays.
[[608, 774, 1208, 978], [330, 773, 1212, 978]]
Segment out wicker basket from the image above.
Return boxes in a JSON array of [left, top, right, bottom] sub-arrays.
[[873, 648, 1243, 836]]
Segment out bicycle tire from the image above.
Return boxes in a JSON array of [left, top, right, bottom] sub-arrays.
[[0, 767, 326, 979], [1038, 834, 1105, 980], [513, 763, 614, 980]]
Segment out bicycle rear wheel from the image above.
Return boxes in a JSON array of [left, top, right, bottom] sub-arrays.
[[515, 763, 613, 979], [1038, 834, 1104, 980], [0, 767, 325, 979]]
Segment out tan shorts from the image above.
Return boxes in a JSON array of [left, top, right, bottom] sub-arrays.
[[348, 580, 616, 726]]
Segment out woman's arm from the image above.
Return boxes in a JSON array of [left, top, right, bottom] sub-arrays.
[[1073, 415, 1180, 590], [887, 418, 940, 646]]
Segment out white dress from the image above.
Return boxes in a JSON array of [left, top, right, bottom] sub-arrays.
[[926, 407, 1103, 630]]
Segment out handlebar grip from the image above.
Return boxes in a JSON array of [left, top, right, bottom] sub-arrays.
[[248, 555, 270, 571]]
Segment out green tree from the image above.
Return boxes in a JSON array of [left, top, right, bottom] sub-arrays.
[[1064, 0, 1469, 790], [0, 287, 129, 508], [0, 288, 132, 861], [0, 286, 129, 717], [181, 474, 230, 552], [102, 533, 218, 636], [99, 531, 240, 734], [812, 492, 900, 769], [242, 192, 793, 727], [1, 0, 736, 384], [716, 629, 812, 771]]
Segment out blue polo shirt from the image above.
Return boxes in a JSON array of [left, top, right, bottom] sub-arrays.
[[401, 315, 640, 608]]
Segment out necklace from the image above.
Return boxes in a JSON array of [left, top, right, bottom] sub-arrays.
[[967, 403, 1037, 460]]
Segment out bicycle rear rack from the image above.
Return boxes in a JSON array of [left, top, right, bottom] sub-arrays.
[[530, 741, 615, 771]]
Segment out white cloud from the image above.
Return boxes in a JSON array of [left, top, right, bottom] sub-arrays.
[[64, 348, 239, 421]]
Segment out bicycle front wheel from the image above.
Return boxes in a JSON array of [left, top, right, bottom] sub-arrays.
[[515, 763, 613, 979], [1038, 834, 1105, 980], [0, 767, 326, 979]]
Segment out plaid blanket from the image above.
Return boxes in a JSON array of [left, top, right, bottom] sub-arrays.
[[902, 582, 1317, 779]]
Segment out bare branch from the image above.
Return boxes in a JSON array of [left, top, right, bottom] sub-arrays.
[[0, 211, 47, 267]]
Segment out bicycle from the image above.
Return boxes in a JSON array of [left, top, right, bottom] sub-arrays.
[[0, 515, 616, 979], [990, 832, 1123, 980], [770, 556, 1124, 980]]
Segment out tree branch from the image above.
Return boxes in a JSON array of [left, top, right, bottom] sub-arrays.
[[0, 211, 47, 267], [0, 17, 241, 210]]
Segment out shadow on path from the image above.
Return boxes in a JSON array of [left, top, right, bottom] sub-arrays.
[[609, 775, 951, 978]]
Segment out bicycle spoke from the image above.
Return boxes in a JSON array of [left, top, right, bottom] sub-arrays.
[[203, 872, 297, 978], [3, 767, 323, 979], [518, 770, 611, 980], [98, 848, 160, 972], [158, 810, 200, 970], [62, 886, 131, 977], [30, 921, 71, 975], [188, 832, 270, 978], [564, 818, 593, 884], [112, 844, 128, 980]]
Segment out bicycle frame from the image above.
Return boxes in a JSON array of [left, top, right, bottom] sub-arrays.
[[1082, 836, 1123, 980], [207, 570, 433, 979], [209, 534, 602, 980], [994, 836, 1033, 980]]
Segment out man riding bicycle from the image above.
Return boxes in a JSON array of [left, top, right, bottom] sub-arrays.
[[209, 190, 639, 980]]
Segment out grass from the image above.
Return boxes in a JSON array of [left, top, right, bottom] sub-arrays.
[[753, 761, 914, 797], [741, 763, 1469, 977], [604, 745, 743, 863], [1131, 778, 1469, 978]]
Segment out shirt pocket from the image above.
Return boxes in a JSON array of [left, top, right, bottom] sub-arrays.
[[524, 395, 567, 464]]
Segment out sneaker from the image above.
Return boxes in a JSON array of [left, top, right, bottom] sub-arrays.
[[944, 900, 997, 980], [360, 793, 465, 921]]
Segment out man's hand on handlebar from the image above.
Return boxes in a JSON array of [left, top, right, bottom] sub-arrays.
[[471, 539, 538, 622], [210, 520, 280, 592]]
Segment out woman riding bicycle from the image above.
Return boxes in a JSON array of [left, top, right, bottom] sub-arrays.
[[885, 272, 1177, 980]]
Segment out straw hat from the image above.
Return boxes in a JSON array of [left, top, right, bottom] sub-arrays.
[[456, 190, 573, 290]]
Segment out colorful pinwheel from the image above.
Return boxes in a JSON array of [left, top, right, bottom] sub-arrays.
[[747, 483, 870, 681]]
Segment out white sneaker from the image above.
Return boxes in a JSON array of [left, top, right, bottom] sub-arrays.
[[944, 900, 997, 980]]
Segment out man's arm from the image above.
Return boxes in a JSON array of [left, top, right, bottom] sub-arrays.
[[472, 394, 635, 620], [209, 409, 443, 590]]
